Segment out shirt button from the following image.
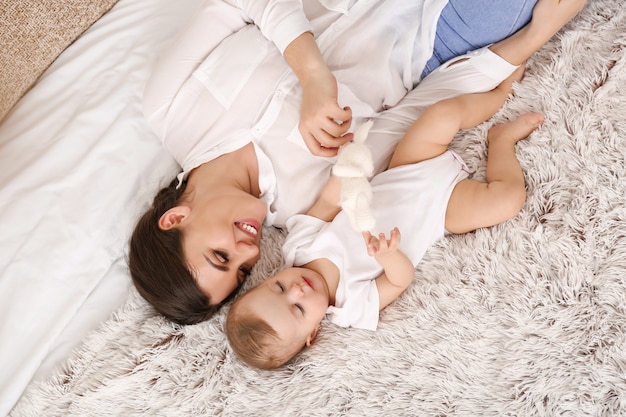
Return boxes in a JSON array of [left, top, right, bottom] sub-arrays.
[[212, 146, 219, 152], [333, 25, 341, 32]]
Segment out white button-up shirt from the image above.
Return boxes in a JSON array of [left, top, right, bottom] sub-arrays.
[[143, 0, 517, 227]]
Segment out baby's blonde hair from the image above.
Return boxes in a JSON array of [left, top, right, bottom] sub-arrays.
[[225, 293, 305, 370]]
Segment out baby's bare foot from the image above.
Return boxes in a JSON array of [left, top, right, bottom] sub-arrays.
[[488, 112, 545, 145]]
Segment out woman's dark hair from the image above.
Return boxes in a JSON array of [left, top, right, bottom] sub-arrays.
[[128, 177, 239, 325]]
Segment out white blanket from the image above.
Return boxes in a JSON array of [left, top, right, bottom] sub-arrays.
[[0, 0, 202, 414]]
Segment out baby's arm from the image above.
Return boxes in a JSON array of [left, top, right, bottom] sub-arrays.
[[364, 228, 415, 310], [306, 175, 342, 222]]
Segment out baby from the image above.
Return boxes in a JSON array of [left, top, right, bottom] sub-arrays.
[[226, 66, 543, 369]]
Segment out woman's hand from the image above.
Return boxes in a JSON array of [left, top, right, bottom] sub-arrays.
[[299, 69, 353, 157], [283, 32, 354, 157]]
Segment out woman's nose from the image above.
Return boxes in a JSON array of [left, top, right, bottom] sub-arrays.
[[236, 239, 259, 259]]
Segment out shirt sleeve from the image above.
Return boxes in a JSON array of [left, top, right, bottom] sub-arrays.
[[231, 0, 313, 53], [283, 214, 326, 266], [326, 279, 380, 331]]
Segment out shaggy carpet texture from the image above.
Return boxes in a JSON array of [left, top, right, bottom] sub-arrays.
[[12, 1, 626, 416], [0, 0, 118, 122]]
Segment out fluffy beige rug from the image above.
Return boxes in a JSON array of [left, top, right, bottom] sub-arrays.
[[0, 0, 118, 122], [12, 1, 626, 416]]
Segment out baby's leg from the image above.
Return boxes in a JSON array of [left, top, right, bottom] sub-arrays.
[[444, 112, 545, 234], [489, 0, 587, 66], [388, 66, 524, 170]]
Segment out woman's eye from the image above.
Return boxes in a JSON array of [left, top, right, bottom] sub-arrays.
[[295, 304, 304, 314], [276, 282, 285, 292], [237, 266, 251, 284], [214, 251, 228, 263]]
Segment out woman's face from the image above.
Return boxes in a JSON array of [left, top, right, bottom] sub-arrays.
[[176, 191, 268, 304]]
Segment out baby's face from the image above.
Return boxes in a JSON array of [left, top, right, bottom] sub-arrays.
[[243, 267, 330, 346]]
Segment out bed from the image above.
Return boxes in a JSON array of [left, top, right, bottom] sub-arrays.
[[0, 0, 199, 413], [3, 0, 626, 415]]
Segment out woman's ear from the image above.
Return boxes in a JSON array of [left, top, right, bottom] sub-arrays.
[[158, 206, 191, 230], [305, 324, 322, 347]]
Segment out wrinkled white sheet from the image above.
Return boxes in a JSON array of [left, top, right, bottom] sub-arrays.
[[0, 0, 202, 414]]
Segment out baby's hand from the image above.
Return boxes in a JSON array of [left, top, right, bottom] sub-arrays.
[[362, 227, 401, 260]]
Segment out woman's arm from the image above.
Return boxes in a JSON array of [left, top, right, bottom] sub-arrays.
[[231, 0, 353, 156], [489, 0, 587, 66], [284, 32, 353, 157]]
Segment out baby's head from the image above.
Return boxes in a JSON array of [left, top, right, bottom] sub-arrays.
[[225, 267, 330, 369]]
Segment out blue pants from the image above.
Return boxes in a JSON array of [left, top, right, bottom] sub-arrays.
[[422, 0, 538, 78]]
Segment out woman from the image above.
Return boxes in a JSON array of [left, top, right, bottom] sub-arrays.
[[129, 0, 586, 324]]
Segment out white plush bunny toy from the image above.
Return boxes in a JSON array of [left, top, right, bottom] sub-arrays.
[[331, 120, 376, 232]]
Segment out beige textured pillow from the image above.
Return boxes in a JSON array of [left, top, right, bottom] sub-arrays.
[[0, 0, 119, 123]]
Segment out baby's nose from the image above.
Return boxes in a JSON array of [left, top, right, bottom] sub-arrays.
[[288, 282, 305, 297]]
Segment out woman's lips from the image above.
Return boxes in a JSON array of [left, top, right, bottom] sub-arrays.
[[236, 219, 261, 238]]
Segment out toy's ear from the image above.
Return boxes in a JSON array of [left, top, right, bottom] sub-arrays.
[[158, 206, 191, 230], [305, 324, 321, 347]]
